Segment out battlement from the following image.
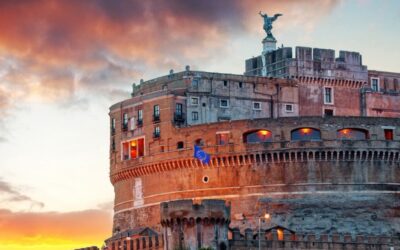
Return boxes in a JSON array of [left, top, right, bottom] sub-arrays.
[[229, 228, 400, 249], [160, 199, 230, 225], [245, 46, 368, 81]]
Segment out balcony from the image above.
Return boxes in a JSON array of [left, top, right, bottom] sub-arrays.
[[174, 112, 185, 125], [153, 115, 160, 123], [122, 124, 128, 131], [137, 119, 143, 127]]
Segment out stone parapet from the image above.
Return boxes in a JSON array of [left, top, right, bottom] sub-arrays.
[[230, 229, 400, 249]]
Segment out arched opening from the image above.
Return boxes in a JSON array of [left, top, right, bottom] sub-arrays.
[[243, 129, 272, 143], [291, 127, 321, 141], [337, 128, 369, 140]]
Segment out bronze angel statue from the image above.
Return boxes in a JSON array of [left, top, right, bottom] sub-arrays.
[[259, 11, 282, 38]]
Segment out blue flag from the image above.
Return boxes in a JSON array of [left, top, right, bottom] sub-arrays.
[[194, 145, 210, 164]]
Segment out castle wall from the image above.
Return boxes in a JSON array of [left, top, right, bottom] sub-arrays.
[[110, 117, 400, 237]]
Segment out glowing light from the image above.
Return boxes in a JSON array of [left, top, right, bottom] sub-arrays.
[[341, 129, 350, 135], [264, 213, 270, 219], [259, 130, 269, 136], [130, 141, 136, 147], [301, 128, 311, 134]]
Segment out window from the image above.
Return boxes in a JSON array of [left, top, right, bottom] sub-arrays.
[[371, 77, 380, 92], [285, 104, 293, 112], [324, 87, 333, 104], [216, 132, 230, 145], [243, 130, 272, 143], [153, 126, 160, 138], [192, 79, 199, 88], [176, 103, 183, 115], [337, 128, 368, 140], [192, 111, 199, 121], [384, 129, 393, 140], [111, 138, 116, 151], [121, 138, 145, 160], [122, 113, 128, 130], [191, 97, 199, 105], [177, 141, 184, 149], [291, 128, 321, 141], [223, 80, 228, 87], [130, 117, 136, 131], [153, 105, 160, 122], [174, 103, 184, 124], [220, 99, 229, 108], [239, 81, 243, 88], [111, 118, 116, 134], [253, 102, 261, 110], [137, 109, 143, 126]]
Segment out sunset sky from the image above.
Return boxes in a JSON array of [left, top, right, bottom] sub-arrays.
[[0, 0, 399, 249]]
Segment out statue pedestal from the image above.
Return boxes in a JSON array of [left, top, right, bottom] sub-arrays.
[[261, 36, 277, 76], [262, 36, 277, 53]]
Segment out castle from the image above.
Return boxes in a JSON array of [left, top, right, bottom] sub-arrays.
[[77, 12, 400, 250]]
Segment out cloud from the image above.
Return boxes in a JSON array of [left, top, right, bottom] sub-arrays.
[[0, 208, 112, 247], [0, 178, 45, 210], [96, 201, 114, 211], [0, 0, 341, 121]]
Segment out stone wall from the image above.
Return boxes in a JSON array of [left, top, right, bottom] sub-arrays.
[[160, 199, 230, 250], [230, 228, 399, 249]]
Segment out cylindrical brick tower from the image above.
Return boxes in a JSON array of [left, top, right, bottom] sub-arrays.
[[108, 71, 400, 241]]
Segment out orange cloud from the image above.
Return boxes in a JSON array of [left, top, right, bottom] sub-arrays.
[[0, 208, 112, 250], [0, 0, 341, 99]]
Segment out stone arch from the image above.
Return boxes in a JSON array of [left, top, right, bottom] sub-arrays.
[[337, 128, 369, 140], [291, 127, 321, 141], [243, 129, 272, 143]]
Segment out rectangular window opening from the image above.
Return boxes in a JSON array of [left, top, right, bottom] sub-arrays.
[[192, 111, 199, 121], [384, 129, 394, 140], [253, 102, 261, 110], [324, 87, 333, 104], [220, 99, 229, 108], [216, 132, 230, 145], [137, 109, 143, 126], [122, 113, 128, 130], [371, 77, 380, 92], [285, 104, 293, 112], [122, 138, 145, 160], [191, 97, 199, 105]]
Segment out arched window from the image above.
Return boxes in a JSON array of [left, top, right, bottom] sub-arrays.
[[177, 141, 184, 149], [291, 128, 321, 141], [337, 128, 368, 140], [243, 129, 272, 143], [194, 138, 204, 147]]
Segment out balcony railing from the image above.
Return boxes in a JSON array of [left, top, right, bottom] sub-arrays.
[[137, 119, 143, 127], [153, 115, 160, 123], [174, 112, 185, 124], [122, 123, 128, 131]]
